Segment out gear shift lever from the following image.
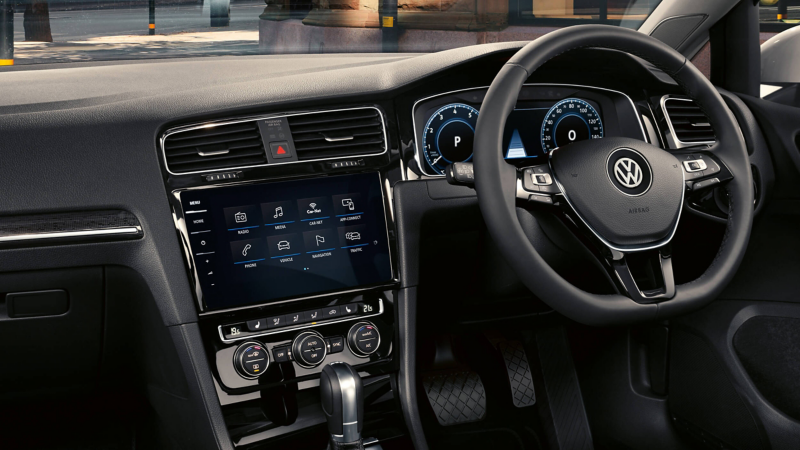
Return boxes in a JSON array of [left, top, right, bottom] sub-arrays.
[[320, 362, 364, 449]]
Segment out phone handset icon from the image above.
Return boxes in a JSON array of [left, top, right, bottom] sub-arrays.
[[242, 244, 252, 257]]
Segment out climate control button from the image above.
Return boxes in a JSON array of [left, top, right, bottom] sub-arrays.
[[233, 341, 269, 379], [347, 321, 380, 357], [292, 331, 328, 368]]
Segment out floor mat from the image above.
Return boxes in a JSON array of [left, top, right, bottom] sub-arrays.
[[430, 427, 526, 450]]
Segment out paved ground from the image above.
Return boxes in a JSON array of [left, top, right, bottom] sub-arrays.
[[760, 5, 800, 22], [11, 0, 264, 64]]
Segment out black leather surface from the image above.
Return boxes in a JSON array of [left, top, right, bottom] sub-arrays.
[[550, 137, 684, 248], [473, 25, 753, 325]]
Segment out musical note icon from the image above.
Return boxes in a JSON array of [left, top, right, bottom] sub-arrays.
[[274, 206, 283, 219]]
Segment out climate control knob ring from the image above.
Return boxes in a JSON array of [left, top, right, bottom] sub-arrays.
[[233, 341, 270, 379], [292, 330, 328, 368], [347, 321, 380, 357]]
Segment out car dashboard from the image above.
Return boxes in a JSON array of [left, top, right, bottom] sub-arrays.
[[0, 43, 765, 450]]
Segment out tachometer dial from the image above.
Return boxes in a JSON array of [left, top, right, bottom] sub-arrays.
[[422, 103, 479, 175], [541, 98, 603, 153]]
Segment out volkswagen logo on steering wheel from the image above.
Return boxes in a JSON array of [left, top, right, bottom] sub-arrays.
[[614, 157, 643, 188], [607, 148, 652, 196]]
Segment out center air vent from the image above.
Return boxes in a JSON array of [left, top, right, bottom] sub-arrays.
[[163, 121, 266, 174], [287, 107, 386, 161], [662, 97, 716, 147]]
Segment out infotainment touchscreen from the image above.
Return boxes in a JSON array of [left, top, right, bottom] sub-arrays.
[[179, 173, 393, 311]]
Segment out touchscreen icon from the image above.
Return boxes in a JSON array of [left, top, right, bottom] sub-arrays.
[[315, 235, 325, 246], [274, 206, 283, 219], [242, 244, 252, 256], [342, 198, 355, 211], [277, 240, 291, 251], [234, 212, 247, 223], [345, 232, 361, 241]]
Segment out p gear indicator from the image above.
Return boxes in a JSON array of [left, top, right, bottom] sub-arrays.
[[421, 103, 479, 175]]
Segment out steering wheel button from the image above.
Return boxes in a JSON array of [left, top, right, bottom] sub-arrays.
[[704, 159, 721, 175], [522, 169, 540, 192], [529, 194, 554, 204], [533, 174, 552, 185], [683, 159, 707, 172]]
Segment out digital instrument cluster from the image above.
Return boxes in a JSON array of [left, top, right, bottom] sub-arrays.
[[419, 97, 604, 175]]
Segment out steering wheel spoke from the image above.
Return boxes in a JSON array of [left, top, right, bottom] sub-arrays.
[[607, 246, 676, 303], [516, 164, 562, 206]]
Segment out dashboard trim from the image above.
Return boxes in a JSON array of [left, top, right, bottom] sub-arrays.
[[411, 83, 649, 177], [217, 298, 385, 344], [160, 105, 389, 176], [0, 226, 142, 244]]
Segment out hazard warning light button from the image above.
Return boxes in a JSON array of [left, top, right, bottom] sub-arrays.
[[269, 141, 293, 160]]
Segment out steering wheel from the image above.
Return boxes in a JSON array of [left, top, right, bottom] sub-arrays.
[[473, 25, 754, 326]]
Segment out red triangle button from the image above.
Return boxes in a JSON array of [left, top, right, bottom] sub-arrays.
[[276, 146, 286, 155]]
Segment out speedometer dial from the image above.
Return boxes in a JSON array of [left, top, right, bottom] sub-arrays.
[[422, 103, 479, 175], [541, 98, 603, 153]]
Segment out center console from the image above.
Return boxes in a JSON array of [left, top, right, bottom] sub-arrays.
[[160, 105, 405, 448]]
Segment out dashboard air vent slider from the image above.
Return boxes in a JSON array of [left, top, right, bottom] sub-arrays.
[[163, 121, 266, 174], [287, 107, 386, 161]]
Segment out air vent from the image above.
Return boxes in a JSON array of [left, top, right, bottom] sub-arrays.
[[662, 97, 716, 146], [163, 121, 266, 174], [287, 108, 386, 161]]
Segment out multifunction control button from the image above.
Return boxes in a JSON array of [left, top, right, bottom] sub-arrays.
[[233, 341, 269, 379], [292, 331, 328, 368], [347, 321, 380, 357]]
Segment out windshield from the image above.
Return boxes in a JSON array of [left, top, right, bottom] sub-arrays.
[[0, 0, 664, 66]]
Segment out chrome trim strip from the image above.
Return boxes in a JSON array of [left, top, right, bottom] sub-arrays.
[[411, 83, 649, 177], [171, 173, 397, 314], [323, 135, 355, 142], [217, 299, 385, 344], [660, 95, 716, 149], [0, 226, 142, 243], [160, 106, 389, 176], [548, 148, 686, 253]]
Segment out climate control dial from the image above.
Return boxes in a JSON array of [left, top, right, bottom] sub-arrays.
[[292, 331, 328, 368], [347, 321, 380, 357], [233, 341, 269, 379]]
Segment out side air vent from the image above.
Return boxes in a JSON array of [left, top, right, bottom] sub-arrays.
[[163, 121, 266, 174], [287, 108, 386, 161], [662, 97, 716, 147]]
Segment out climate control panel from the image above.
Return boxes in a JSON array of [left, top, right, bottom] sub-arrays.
[[231, 322, 382, 379]]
